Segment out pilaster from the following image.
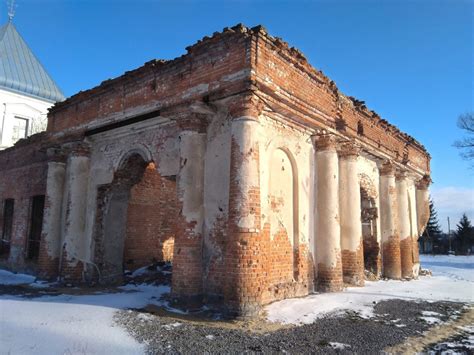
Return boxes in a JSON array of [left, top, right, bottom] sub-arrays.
[[172, 113, 208, 304]]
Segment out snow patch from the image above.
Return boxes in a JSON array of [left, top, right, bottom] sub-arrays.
[[419, 316, 442, 324], [0, 282, 170, 354], [0, 269, 36, 285], [266, 255, 474, 325], [329, 342, 351, 350]]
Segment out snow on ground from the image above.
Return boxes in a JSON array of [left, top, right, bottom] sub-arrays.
[[0, 271, 170, 354], [0, 255, 472, 352], [0, 269, 37, 285], [266, 255, 474, 324]]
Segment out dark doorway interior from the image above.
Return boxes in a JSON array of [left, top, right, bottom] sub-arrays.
[[360, 189, 380, 276], [27, 195, 45, 260], [1, 198, 14, 256]]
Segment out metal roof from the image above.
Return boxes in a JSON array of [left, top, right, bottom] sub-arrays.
[[0, 21, 64, 102]]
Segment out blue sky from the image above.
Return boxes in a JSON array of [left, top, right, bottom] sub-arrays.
[[4, 0, 473, 230]]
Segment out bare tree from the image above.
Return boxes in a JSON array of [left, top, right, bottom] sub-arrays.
[[454, 112, 474, 165]]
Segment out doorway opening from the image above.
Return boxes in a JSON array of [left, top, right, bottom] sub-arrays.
[[360, 187, 380, 276], [93, 153, 178, 284], [27, 195, 45, 260]]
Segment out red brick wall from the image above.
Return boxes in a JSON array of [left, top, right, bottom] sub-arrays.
[[47, 28, 253, 135], [251, 32, 430, 172], [123, 163, 178, 271], [400, 237, 414, 278], [0, 137, 49, 273], [382, 235, 402, 279]]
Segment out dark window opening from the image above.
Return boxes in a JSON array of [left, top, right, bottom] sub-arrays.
[[27, 195, 45, 260], [1, 199, 14, 256]]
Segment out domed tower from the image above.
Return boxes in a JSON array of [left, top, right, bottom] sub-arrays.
[[0, 11, 64, 149]]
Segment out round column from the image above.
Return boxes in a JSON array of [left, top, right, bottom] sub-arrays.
[[224, 115, 264, 316], [338, 142, 364, 286], [379, 161, 401, 279], [313, 134, 343, 292], [408, 176, 420, 277], [416, 175, 431, 236], [38, 151, 66, 278], [396, 171, 413, 279]]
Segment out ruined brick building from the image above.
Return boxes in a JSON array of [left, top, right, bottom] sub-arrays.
[[0, 24, 431, 315]]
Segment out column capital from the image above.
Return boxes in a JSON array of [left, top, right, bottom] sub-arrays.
[[228, 92, 264, 120], [395, 169, 408, 181], [379, 160, 395, 176], [337, 140, 361, 159], [177, 112, 209, 133], [46, 147, 67, 163], [311, 133, 338, 151], [62, 141, 90, 158], [416, 174, 432, 190]]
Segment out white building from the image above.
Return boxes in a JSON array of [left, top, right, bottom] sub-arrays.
[[0, 19, 64, 150]]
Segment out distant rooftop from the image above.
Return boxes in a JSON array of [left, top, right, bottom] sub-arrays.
[[0, 21, 64, 102]]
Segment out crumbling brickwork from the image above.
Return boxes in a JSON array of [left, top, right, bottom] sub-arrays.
[[0, 24, 431, 316], [124, 163, 177, 270]]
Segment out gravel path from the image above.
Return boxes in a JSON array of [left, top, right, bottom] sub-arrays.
[[116, 299, 467, 354]]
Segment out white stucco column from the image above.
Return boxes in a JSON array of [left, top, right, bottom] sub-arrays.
[[224, 114, 264, 315], [416, 175, 431, 236], [60, 143, 90, 281], [38, 156, 66, 278], [379, 161, 401, 279], [172, 114, 207, 300], [338, 142, 364, 286], [407, 176, 420, 277], [396, 171, 413, 279], [313, 134, 343, 292], [228, 117, 261, 233]]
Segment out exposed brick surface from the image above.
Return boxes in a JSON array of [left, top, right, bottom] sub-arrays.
[[412, 239, 420, 265], [400, 237, 414, 278], [382, 236, 402, 279], [341, 243, 365, 286], [124, 163, 177, 271], [317, 255, 343, 292], [363, 236, 382, 276], [0, 137, 49, 274]]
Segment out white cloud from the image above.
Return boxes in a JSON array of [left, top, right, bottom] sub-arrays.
[[430, 186, 474, 232]]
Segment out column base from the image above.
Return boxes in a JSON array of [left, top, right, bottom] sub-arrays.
[[400, 237, 414, 279], [382, 236, 402, 279], [412, 263, 420, 279], [342, 247, 365, 286], [317, 261, 343, 292]]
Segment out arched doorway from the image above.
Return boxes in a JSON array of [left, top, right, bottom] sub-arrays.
[[93, 152, 178, 283], [359, 174, 380, 277]]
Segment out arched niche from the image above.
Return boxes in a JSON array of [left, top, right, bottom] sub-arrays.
[[268, 147, 299, 280]]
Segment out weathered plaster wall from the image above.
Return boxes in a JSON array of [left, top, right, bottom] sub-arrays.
[[79, 118, 179, 280], [259, 114, 314, 301], [202, 109, 231, 296]]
